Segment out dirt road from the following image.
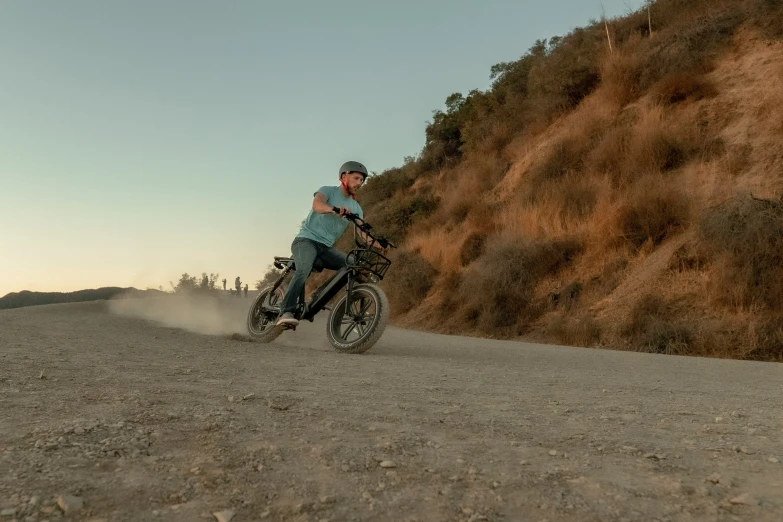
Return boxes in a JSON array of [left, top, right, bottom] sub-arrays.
[[1, 298, 782, 521]]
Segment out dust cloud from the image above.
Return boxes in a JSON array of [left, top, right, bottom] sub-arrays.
[[108, 294, 247, 335]]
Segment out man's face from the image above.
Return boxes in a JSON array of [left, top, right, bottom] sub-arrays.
[[342, 172, 365, 195]]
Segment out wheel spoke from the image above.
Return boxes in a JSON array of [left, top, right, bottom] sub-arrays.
[[358, 299, 373, 316], [341, 321, 358, 340]]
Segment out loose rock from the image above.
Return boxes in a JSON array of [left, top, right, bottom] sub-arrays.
[[57, 495, 84, 513], [379, 460, 396, 468], [729, 493, 755, 506], [212, 510, 235, 522]]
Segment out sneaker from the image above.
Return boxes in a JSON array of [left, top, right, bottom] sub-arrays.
[[275, 312, 299, 328]]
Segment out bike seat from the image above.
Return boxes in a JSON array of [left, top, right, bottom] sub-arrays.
[[273, 256, 324, 273]]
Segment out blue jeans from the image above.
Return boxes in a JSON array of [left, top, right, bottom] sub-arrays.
[[280, 237, 348, 314]]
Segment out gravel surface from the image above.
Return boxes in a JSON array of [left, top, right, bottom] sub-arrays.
[[1, 299, 781, 521]]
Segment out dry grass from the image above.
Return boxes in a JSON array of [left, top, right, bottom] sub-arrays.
[[585, 105, 699, 187], [543, 314, 602, 347], [405, 228, 468, 274], [625, 112, 692, 176], [742, 317, 783, 361], [599, 34, 646, 107], [529, 136, 590, 183], [610, 176, 691, 250]]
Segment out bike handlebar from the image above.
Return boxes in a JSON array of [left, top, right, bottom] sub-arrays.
[[332, 206, 396, 249]]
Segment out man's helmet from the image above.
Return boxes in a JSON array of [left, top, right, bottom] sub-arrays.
[[339, 161, 368, 181]]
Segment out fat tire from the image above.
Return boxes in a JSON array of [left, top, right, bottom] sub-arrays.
[[247, 286, 285, 343], [326, 284, 389, 354]]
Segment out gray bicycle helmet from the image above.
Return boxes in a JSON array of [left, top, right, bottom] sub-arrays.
[[339, 161, 368, 181]]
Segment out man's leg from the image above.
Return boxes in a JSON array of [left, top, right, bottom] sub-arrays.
[[279, 238, 318, 317], [318, 247, 348, 271]]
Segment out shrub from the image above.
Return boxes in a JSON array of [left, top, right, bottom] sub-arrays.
[[623, 294, 692, 355], [255, 265, 282, 291], [699, 194, 783, 310], [383, 251, 438, 314], [530, 136, 589, 183], [459, 232, 488, 266], [650, 72, 719, 105], [614, 178, 691, 249], [544, 314, 602, 347], [527, 27, 604, 116], [372, 193, 440, 242], [359, 166, 416, 207], [618, 6, 743, 101], [743, 318, 783, 362], [456, 234, 583, 333]]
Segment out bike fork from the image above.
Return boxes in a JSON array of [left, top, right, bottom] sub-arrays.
[[344, 276, 355, 316]]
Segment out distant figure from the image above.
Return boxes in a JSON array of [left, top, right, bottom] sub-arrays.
[[235, 276, 241, 297], [222, 278, 227, 291], [243, 284, 248, 298]]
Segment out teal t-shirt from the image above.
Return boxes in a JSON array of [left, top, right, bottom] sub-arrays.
[[297, 186, 364, 247]]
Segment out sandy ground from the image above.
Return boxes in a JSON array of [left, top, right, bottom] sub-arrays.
[[1, 297, 782, 522]]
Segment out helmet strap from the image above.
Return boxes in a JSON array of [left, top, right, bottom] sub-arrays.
[[340, 177, 356, 199]]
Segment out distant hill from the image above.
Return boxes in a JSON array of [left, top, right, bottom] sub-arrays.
[[0, 287, 167, 310]]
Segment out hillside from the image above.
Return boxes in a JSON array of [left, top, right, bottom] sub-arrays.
[[348, 0, 783, 361], [0, 287, 166, 310]]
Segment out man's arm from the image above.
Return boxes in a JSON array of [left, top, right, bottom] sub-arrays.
[[312, 192, 335, 214]]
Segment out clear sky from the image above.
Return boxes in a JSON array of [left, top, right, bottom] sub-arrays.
[[0, 0, 644, 295]]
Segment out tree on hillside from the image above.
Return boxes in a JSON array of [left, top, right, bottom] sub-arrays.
[[170, 272, 221, 294], [255, 265, 282, 291]]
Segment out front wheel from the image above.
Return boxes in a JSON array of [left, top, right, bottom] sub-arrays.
[[247, 285, 285, 343], [326, 284, 389, 354]]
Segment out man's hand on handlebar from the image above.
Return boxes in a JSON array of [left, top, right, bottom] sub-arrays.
[[331, 206, 395, 254], [334, 206, 352, 218]]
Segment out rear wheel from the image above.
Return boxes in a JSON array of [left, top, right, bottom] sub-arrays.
[[247, 286, 285, 343], [326, 284, 389, 354]]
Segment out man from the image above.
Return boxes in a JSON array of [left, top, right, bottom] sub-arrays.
[[222, 278, 227, 291], [275, 161, 367, 328], [235, 276, 241, 297], [244, 283, 248, 298]]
